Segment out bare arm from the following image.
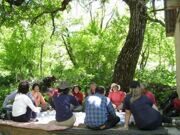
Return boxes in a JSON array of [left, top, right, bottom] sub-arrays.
[[124, 109, 131, 128], [152, 104, 159, 111]]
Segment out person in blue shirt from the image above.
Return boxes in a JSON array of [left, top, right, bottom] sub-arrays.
[[3, 90, 33, 110], [123, 81, 180, 130], [85, 86, 120, 130], [51, 81, 79, 127]]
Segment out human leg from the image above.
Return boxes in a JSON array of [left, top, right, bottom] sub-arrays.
[[50, 115, 76, 127], [103, 115, 120, 129], [13, 107, 32, 122]]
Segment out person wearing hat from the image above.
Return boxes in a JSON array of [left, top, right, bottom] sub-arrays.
[[50, 81, 79, 127], [123, 81, 180, 130], [108, 83, 126, 111]]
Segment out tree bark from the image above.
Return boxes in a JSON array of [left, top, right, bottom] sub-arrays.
[[40, 42, 44, 78], [61, 34, 77, 67], [175, 13, 180, 98], [112, 0, 147, 92]]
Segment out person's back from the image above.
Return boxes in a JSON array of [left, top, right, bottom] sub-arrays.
[[12, 81, 40, 122], [124, 81, 162, 130], [85, 86, 120, 129], [53, 93, 79, 121], [12, 93, 39, 117], [51, 81, 79, 127], [85, 93, 109, 127], [125, 94, 161, 129]]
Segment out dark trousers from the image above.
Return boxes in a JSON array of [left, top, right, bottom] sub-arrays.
[[88, 115, 120, 130], [162, 115, 172, 123], [140, 115, 172, 130], [13, 107, 32, 122]]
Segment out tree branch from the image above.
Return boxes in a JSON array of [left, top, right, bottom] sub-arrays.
[[31, 0, 72, 24], [147, 15, 165, 27], [61, 33, 77, 67], [50, 13, 56, 38], [104, 10, 115, 29]]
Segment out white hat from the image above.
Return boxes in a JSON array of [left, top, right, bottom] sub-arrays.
[[111, 83, 121, 90]]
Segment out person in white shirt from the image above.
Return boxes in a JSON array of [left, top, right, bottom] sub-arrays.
[[12, 81, 40, 122]]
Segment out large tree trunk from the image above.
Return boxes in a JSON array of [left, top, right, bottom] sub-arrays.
[[40, 42, 44, 78], [112, 0, 147, 92], [175, 13, 180, 98]]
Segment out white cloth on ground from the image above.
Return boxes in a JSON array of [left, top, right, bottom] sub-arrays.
[[35, 111, 134, 126]]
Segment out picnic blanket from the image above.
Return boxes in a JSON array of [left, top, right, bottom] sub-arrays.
[[0, 111, 133, 131]]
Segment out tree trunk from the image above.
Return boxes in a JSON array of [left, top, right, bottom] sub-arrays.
[[175, 13, 180, 98], [40, 42, 44, 78], [112, 0, 147, 92]]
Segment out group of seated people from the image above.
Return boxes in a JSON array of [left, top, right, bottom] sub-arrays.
[[2, 80, 180, 130]]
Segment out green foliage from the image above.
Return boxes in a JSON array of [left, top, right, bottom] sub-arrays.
[[0, 1, 177, 107], [0, 87, 13, 108], [0, 25, 47, 79], [52, 15, 129, 87], [135, 67, 176, 86], [135, 67, 176, 105]]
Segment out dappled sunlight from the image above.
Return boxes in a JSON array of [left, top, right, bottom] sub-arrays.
[[88, 96, 102, 107]]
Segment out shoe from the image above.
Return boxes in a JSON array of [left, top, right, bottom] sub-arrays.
[[30, 118, 39, 122], [100, 125, 106, 129]]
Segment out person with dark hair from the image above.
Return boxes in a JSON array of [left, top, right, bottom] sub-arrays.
[[124, 81, 180, 130], [85, 86, 120, 130], [12, 81, 40, 122], [72, 85, 84, 105], [50, 81, 79, 127], [40, 76, 56, 93], [31, 83, 46, 109]]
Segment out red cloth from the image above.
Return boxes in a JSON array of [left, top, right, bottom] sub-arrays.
[[72, 92, 84, 105], [145, 91, 157, 105], [173, 98, 180, 112], [108, 91, 126, 107]]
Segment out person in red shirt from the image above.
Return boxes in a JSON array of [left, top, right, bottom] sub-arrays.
[[72, 85, 84, 105], [140, 83, 157, 105], [108, 83, 126, 111]]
